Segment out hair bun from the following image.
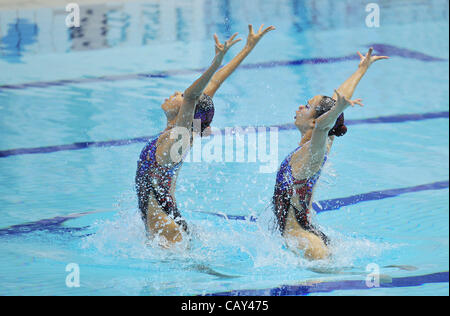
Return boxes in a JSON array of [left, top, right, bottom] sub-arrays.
[[194, 94, 215, 134], [328, 113, 347, 137], [333, 124, 347, 137]]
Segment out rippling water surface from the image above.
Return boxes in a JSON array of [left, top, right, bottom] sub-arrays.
[[0, 0, 448, 295]]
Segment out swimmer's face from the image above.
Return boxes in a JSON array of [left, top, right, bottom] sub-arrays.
[[294, 95, 322, 132], [162, 91, 184, 120]]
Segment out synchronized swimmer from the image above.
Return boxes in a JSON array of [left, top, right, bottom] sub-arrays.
[[273, 48, 388, 260], [135, 25, 275, 247], [135, 26, 388, 259]]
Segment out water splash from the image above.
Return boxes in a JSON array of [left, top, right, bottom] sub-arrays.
[[82, 196, 395, 280]]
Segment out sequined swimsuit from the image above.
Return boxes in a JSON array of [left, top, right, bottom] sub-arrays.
[[273, 146, 329, 245], [135, 133, 188, 232]]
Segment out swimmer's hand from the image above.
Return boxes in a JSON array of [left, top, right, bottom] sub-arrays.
[[358, 47, 389, 69], [246, 24, 276, 48], [334, 89, 364, 108], [214, 33, 242, 57]]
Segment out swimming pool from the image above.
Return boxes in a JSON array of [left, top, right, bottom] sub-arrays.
[[0, 0, 448, 296]]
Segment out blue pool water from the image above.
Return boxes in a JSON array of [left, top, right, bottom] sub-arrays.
[[0, 0, 448, 296]]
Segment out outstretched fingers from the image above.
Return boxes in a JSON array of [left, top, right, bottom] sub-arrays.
[[214, 33, 242, 54], [257, 24, 276, 35], [374, 55, 390, 61], [262, 25, 276, 34], [335, 89, 363, 107], [230, 38, 242, 46], [227, 32, 242, 46], [357, 51, 365, 60], [358, 47, 389, 65], [350, 98, 364, 107], [258, 24, 265, 33], [228, 32, 238, 42], [365, 47, 390, 61], [214, 33, 221, 46], [357, 48, 373, 60], [248, 24, 254, 35]]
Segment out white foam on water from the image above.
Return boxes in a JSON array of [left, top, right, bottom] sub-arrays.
[[81, 197, 396, 278]]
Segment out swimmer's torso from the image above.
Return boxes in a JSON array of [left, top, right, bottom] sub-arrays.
[[273, 144, 329, 245], [135, 133, 188, 232]]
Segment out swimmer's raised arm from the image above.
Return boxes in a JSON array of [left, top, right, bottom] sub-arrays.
[[155, 34, 240, 167], [324, 48, 388, 150], [332, 48, 389, 100], [203, 24, 276, 97], [176, 34, 241, 130]]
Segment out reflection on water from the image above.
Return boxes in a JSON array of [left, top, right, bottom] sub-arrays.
[[0, 18, 38, 63], [0, 0, 448, 62]]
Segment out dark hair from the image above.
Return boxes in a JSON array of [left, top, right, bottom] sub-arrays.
[[193, 94, 215, 134], [314, 96, 347, 137]]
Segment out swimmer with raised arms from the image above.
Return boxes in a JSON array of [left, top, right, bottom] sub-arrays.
[[273, 48, 388, 260], [136, 25, 275, 247]]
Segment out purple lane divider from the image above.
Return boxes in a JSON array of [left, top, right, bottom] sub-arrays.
[[198, 180, 449, 221], [0, 180, 447, 237], [0, 43, 446, 91], [204, 271, 449, 296], [370, 43, 447, 62], [312, 180, 449, 213], [0, 111, 448, 158], [0, 210, 107, 237]]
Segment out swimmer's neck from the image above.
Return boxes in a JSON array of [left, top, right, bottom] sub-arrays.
[[299, 129, 313, 146]]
